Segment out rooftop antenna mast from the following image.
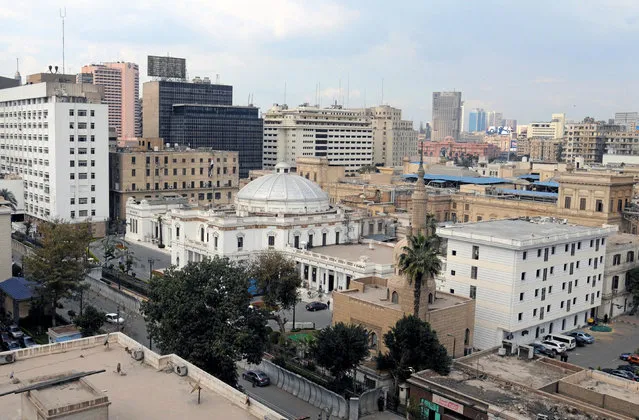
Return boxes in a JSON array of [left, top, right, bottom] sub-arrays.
[[284, 81, 287, 105], [60, 8, 67, 74], [381, 78, 384, 105]]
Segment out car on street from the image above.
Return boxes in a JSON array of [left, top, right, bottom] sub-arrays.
[[610, 370, 639, 381], [568, 331, 594, 344], [305, 301, 328, 312], [242, 370, 270, 387], [620, 352, 634, 361], [540, 340, 567, 354], [5, 340, 20, 351], [627, 355, 639, 365], [617, 365, 639, 375], [105, 313, 125, 324], [532, 343, 555, 358], [8, 325, 23, 339], [602, 368, 615, 374], [0, 331, 11, 345], [22, 335, 38, 348]]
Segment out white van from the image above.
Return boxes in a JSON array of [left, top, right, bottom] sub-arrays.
[[543, 334, 576, 350]]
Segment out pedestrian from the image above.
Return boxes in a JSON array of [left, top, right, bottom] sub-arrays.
[[327, 300, 330, 310]]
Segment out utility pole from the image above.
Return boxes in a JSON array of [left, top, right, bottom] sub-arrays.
[[59, 8, 66, 73]]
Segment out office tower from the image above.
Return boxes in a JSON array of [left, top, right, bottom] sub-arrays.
[[468, 108, 487, 132], [614, 112, 638, 132], [366, 105, 417, 167], [432, 91, 462, 141], [485, 111, 503, 128], [80, 62, 140, 139], [504, 119, 517, 131], [263, 104, 373, 173], [0, 75, 109, 234], [143, 77, 262, 177]]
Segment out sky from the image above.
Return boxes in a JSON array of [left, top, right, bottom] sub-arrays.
[[1, 0, 638, 128]]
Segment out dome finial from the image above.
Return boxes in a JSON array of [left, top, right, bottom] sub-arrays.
[[274, 162, 292, 174]]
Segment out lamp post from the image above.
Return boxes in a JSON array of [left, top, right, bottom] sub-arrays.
[[446, 333, 456, 359], [148, 258, 155, 281]]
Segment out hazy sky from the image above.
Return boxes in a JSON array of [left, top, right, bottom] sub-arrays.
[[2, 0, 638, 127]]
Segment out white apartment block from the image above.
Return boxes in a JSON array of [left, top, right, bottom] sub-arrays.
[[437, 219, 616, 350], [600, 233, 639, 320], [263, 104, 373, 173], [365, 105, 417, 167], [0, 82, 109, 231], [527, 113, 565, 139]]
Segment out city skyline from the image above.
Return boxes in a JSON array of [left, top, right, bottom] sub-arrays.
[[1, 1, 639, 126]]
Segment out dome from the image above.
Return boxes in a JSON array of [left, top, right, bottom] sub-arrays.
[[236, 163, 330, 215]]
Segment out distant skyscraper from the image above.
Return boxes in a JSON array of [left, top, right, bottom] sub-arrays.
[[80, 62, 140, 139], [614, 112, 638, 131], [504, 119, 517, 131], [486, 111, 503, 128], [468, 108, 487, 132], [432, 91, 462, 141]]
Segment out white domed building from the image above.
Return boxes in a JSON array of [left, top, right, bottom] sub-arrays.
[[125, 163, 394, 291]]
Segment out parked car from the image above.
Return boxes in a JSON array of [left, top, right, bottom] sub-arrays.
[[22, 335, 38, 348], [305, 301, 328, 312], [601, 368, 615, 374], [5, 340, 20, 351], [627, 355, 639, 365], [543, 334, 576, 350], [242, 370, 270, 387], [610, 370, 639, 381], [105, 313, 125, 324], [541, 340, 567, 354], [620, 352, 634, 361], [568, 331, 594, 344], [8, 325, 23, 339], [0, 331, 10, 345], [532, 343, 555, 358], [617, 365, 639, 375]]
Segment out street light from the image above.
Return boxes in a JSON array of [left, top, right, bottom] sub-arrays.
[[446, 333, 456, 359]]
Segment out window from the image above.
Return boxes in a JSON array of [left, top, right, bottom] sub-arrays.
[[537, 249, 542, 258], [518, 313, 523, 321], [564, 196, 571, 209], [470, 286, 476, 299], [470, 266, 478, 279], [523, 251, 527, 260], [69, 109, 74, 116], [519, 292, 524, 301], [551, 246, 555, 255], [535, 289, 539, 297], [612, 275, 619, 290], [294, 235, 300, 249], [472, 246, 479, 260], [628, 251, 635, 263], [131, 169, 136, 176], [613, 254, 621, 265], [536, 269, 540, 278], [268, 235, 275, 247], [548, 286, 552, 293], [214, 236, 218, 250], [70, 198, 75, 205], [450, 270, 456, 276], [391, 291, 399, 304], [533, 308, 537, 317], [521, 272, 526, 280], [452, 250, 457, 256], [335, 231, 340, 244], [322, 232, 327, 246], [237, 236, 244, 250], [579, 197, 586, 210], [595, 200, 603, 212]]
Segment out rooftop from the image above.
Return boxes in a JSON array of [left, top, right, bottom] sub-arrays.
[[312, 243, 394, 265], [402, 173, 507, 185], [437, 218, 617, 248], [0, 333, 278, 420], [0, 277, 36, 301]]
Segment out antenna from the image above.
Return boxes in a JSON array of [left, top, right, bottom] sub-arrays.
[[381, 78, 384, 106], [318, 82, 321, 108], [60, 8, 67, 74], [338, 78, 341, 106], [284, 81, 287, 105], [346, 74, 350, 108]]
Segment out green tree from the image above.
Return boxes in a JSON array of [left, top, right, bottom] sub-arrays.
[[251, 251, 301, 337], [626, 267, 639, 312], [23, 220, 93, 326], [142, 257, 269, 386], [377, 316, 450, 388], [358, 164, 378, 174], [0, 188, 17, 211], [398, 234, 442, 316], [312, 322, 369, 381], [74, 305, 105, 337]]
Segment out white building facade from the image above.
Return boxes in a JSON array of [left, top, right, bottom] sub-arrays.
[[600, 233, 639, 320], [365, 105, 417, 168], [263, 104, 373, 174], [126, 163, 392, 291], [0, 82, 109, 230], [437, 219, 616, 350]]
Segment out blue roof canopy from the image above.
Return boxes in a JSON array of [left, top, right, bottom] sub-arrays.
[[0, 277, 37, 301], [402, 173, 507, 185], [533, 180, 560, 188], [518, 174, 540, 181]]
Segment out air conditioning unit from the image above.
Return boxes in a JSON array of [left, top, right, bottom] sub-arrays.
[[174, 364, 188, 376], [131, 349, 144, 361], [0, 353, 16, 365]]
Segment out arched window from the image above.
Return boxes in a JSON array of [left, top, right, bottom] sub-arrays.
[[175, 225, 180, 239], [176, 256, 180, 266], [464, 328, 470, 346], [428, 293, 434, 304], [627, 251, 635, 263], [369, 332, 378, 350], [200, 225, 205, 242], [391, 291, 399, 304]]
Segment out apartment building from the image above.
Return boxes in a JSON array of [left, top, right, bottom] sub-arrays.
[[527, 113, 565, 139], [262, 104, 373, 174], [0, 78, 109, 235], [438, 219, 616, 350], [80, 62, 141, 139], [604, 130, 639, 156], [516, 137, 562, 162], [600, 233, 639, 320], [365, 105, 417, 167], [109, 138, 239, 221], [614, 112, 638, 132], [563, 121, 620, 164]]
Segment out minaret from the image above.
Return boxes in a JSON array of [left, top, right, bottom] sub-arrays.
[[411, 140, 428, 236], [14, 58, 21, 85]]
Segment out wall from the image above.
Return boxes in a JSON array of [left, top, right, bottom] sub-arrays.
[[0, 208, 11, 281], [425, 295, 475, 358], [86, 268, 143, 314]]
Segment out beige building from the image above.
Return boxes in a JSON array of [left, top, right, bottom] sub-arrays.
[[527, 113, 565, 139], [605, 130, 639, 156], [365, 105, 418, 167], [563, 121, 609, 164], [600, 233, 639, 320], [516, 137, 562, 162], [109, 138, 239, 221]]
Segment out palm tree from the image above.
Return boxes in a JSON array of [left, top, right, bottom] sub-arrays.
[[0, 189, 17, 211], [398, 233, 442, 317]]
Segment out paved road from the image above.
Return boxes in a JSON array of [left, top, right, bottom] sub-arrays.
[[237, 368, 322, 420], [268, 300, 333, 331], [90, 237, 171, 280], [563, 319, 639, 369]]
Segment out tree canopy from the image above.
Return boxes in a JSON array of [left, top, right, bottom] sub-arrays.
[[378, 316, 450, 384], [627, 267, 639, 312], [251, 251, 301, 336], [23, 220, 93, 325], [398, 234, 442, 316], [142, 257, 269, 386], [75, 305, 105, 337], [312, 322, 369, 380], [0, 189, 17, 211]]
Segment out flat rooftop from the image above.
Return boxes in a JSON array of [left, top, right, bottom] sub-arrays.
[[0, 337, 270, 420], [437, 218, 616, 247], [312, 243, 394, 265]]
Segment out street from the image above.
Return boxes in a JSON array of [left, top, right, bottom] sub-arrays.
[[268, 299, 333, 331], [90, 237, 172, 280]]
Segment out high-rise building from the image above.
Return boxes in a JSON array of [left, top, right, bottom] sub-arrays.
[[432, 91, 462, 141], [527, 113, 566, 139], [263, 104, 373, 173], [80, 62, 140, 139], [485, 111, 503, 128], [365, 105, 417, 167], [142, 79, 262, 178], [614, 112, 638, 132], [563, 120, 621, 164], [468, 108, 486, 132], [504, 119, 517, 131], [0, 76, 110, 235]]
